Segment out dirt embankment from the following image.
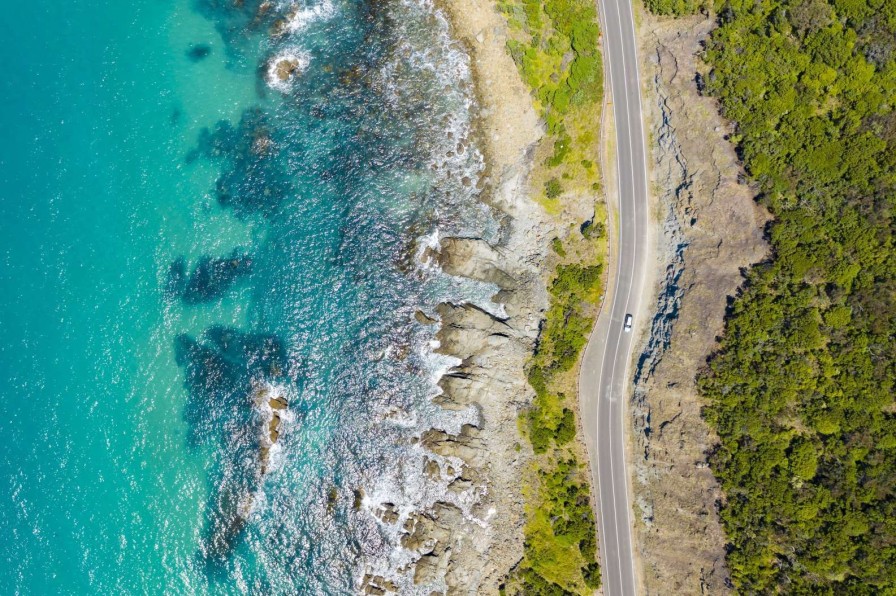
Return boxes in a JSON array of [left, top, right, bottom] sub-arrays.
[[630, 11, 770, 595]]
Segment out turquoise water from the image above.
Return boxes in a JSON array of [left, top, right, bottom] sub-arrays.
[[0, 0, 499, 592]]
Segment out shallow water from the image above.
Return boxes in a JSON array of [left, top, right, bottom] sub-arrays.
[[0, 0, 498, 592]]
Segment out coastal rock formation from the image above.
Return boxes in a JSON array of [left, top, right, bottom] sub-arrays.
[[386, 13, 554, 584], [631, 12, 769, 595], [266, 51, 310, 91], [434, 301, 511, 359], [174, 326, 295, 561], [434, 238, 518, 290], [274, 57, 301, 81], [253, 381, 290, 475], [401, 223, 546, 592], [388, 0, 614, 588]]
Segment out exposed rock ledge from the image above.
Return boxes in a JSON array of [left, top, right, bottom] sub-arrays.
[[399, 192, 551, 593], [630, 12, 770, 595]]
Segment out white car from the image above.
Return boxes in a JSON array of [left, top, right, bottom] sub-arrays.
[[623, 314, 633, 332]]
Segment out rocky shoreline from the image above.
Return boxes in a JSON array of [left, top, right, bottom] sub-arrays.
[[376, 0, 607, 590], [630, 11, 769, 595]]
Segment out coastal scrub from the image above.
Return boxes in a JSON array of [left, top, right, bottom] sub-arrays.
[[498, 0, 604, 203], [496, 209, 607, 595], [643, 0, 896, 590], [493, 0, 608, 591], [512, 217, 607, 594]]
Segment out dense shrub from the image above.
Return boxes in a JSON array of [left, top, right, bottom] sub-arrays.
[[698, 0, 896, 591], [513, 241, 604, 593], [643, 0, 704, 16], [545, 178, 564, 199], [501, 0, 603, 163], [498, 0, 606, 588]]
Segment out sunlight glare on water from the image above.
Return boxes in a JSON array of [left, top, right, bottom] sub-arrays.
[[0, 0, 499, 592]]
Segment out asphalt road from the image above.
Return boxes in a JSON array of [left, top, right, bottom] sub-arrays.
[[579, 0, 650, 593]]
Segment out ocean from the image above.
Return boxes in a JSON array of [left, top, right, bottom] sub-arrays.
[[0, 0, 500, 592]]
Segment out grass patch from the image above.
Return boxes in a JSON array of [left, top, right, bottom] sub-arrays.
[[499, 0, 604, 200], [496, 0, 608, 590]]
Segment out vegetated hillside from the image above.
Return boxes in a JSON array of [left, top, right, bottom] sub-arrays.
[[694, 0, 896, 591], [499, 0, 604, 203]]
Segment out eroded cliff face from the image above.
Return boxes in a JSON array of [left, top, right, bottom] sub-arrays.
[[631, 12, 770, 595]]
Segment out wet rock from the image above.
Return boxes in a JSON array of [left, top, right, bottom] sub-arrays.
[[362, 574, 397, 595], [376, 502, 400, 525], [423, 457, 442, 480], [327, 487, 338, 513], [174, 325, 292, 562], [421, 425, 486, 465], [415, 310, 438, 325], [434, 237, 517, 289], [275, 58, 300, 81], [434, 302, 510, 360], [414, 553, 447, 586]]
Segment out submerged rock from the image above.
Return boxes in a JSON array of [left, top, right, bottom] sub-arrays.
[[186, 43, 212, 62], [174, 326, 295, 560], [185, 108, 291, 219], [168, 248, 253, 305]]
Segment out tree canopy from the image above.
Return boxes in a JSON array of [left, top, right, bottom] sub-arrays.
[[693, 0, 896, 591]]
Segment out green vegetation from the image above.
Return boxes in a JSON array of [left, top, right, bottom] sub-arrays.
[[545, 178, 564, 199], [507, 227, 605, 594], [499, 0, 604, 199], [495, 0, 607, 591], [643, 0, 704, 16], [551, 236, 567, 256], [501, 0, 602, 130], [677, 0, 896, 591]]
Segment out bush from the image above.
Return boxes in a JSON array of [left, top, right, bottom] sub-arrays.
[[555, 409, 577, 444], [501, 0, 603, 141], [642, 0, 703, 16], [699, 0, 896, 590], [545, 178, 564, 199], [551, 237, 567, 256], [516, 254, 604, 593]]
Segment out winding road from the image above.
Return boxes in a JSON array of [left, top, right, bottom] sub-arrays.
[[579, 0, 650, 593]]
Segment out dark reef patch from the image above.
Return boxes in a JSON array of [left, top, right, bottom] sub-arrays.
[[193, 0, 279, 58], [187, 43, 213, 62], [174, 326, 292, 561], [186, 108, 291, 218], [174, 326, 287, 446], [167, 249, 254, 304]]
